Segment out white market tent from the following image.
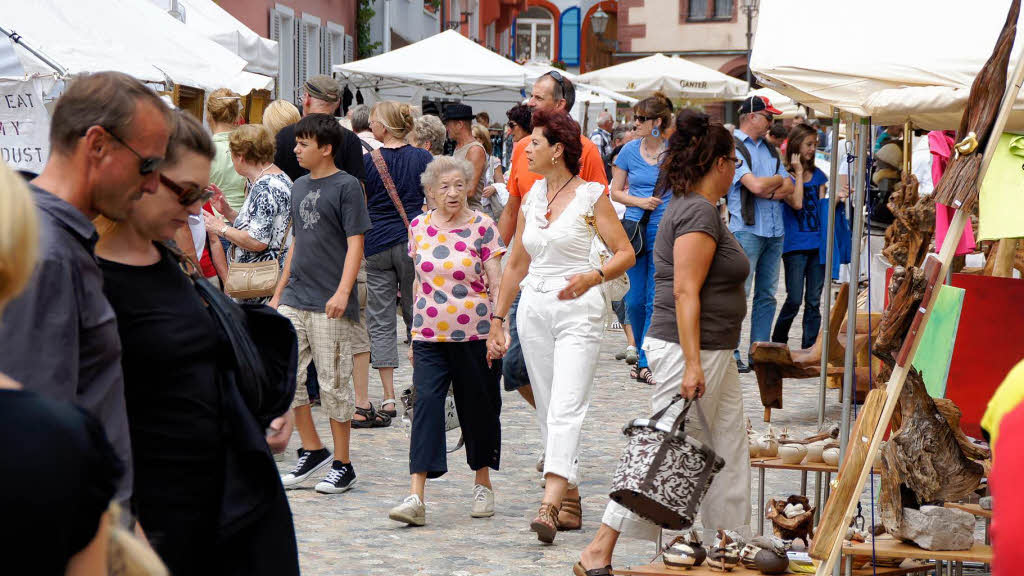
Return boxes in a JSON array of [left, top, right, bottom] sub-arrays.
[[522, 62, 637, 105], [751, 0, 1024, 130], [576, 53, 748, 102], [335, 30, 527, 96], [148, 0, 279, 77], [0, 0, 272, 95]]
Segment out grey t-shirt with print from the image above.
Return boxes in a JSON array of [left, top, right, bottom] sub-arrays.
[[280, 170, 371, 321]]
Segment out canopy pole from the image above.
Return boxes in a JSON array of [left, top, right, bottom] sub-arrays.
[[902, 120, 913, 173], [0, 24, 67, 77], [838, 116, 870, 463], [813, 108, 842, 526]]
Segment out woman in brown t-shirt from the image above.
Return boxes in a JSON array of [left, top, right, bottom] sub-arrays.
[[575, 110, 752, 576]]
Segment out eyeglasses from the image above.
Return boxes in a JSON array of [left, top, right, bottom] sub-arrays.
[[546, 70, 569, 100], [635, 115, 653, 123], [507, 121, 517, 129], [101, 127, 164, 175], [159, 174, 214, 206], [729, 156, 744, 169], [757, 112, 775, 122]]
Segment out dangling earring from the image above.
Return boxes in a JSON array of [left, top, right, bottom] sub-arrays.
[[651, 127, 661, 138]]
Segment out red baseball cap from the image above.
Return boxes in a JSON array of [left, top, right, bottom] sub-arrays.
[[739, 95, 782, 116]]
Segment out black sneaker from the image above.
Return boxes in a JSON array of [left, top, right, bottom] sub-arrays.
[[280, 447, 332, 488], [315, 461, 357, 494], [736, 357, 752, 374]]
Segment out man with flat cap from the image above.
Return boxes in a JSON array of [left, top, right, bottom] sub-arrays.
[[275, 74, 366, 184]]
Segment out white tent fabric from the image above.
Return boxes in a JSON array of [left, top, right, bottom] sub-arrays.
[[522, 62, 637, 105], [749, 88, 803, 119], [334, 30, 527, 96], [0, 0, 272, 94], [575, 53, 748, 102], [149, 0, 279, 77], [751, 0, 1024, 129]]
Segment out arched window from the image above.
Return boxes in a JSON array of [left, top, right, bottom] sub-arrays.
[[516, 6, 555, 61], [560, 7, 580, 66]]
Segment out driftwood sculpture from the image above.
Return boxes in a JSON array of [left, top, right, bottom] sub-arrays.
[[765, 496, 814, 546], [882, 174, 936, 269], [933, 0, 1020, 213]]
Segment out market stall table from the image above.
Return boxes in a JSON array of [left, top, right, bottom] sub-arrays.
[[610, 560, 932, 576], [842, 535, 991, 576]]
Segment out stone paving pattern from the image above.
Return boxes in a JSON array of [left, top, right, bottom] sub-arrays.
[[278, 285, 982, 575]]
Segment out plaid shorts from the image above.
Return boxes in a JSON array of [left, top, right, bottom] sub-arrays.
[[280, 305, 357, 422]]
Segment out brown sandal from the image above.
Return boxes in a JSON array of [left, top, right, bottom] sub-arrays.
[[530, 502, 560, 543], [572, 563, 613, 576], [557, 495, 582, 531]]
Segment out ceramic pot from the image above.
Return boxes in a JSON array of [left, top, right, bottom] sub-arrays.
[[779, 443, 808, 465], [749, 436, 762, 458], [738, 544, 760, 569], [806, 440, 827, 463], [664, 541, 706, 569], [757, 432, 779, 458], [707, 545, 741, 572], [823, 447, 840, 466], [754, 549, 790, 575]]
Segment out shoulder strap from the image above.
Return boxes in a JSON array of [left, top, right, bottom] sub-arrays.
[[359, 139, 373, 153], [370, 148, 411, 229], [733, 136, 753, 167]]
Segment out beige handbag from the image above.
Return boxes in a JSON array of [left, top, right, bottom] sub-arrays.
[[224, 219, 291, 300]]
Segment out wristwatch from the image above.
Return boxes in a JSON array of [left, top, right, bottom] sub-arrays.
[[220, 224, 230, 236]]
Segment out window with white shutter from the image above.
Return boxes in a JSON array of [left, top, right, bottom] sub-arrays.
[[270, 5, 296, 103], [325, 22, 345, 72], [301, 14, 321, 87], [344, 34, 354, 63]]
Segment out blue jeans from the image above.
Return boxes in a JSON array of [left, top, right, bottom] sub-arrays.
[[733, 231, 784, 361], [502, 292, 531, 391], [624, 220, 658, 369], [772, 249, 826, 349]]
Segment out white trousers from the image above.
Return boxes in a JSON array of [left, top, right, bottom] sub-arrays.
[[602, 337, 752, 543], [517, 281, 605, 485]]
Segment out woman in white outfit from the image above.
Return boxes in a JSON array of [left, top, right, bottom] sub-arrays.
[[575, 110, 752, 576], [488, 109, 634, 544]]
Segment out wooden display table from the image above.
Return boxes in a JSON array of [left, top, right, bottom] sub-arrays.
[[750, 456, 880, 535], [944, 501, 992, 520], [842, 535, 991, 575], [610, 561, 930, 576]]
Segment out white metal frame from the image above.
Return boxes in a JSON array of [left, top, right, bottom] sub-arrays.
[[516, 12, 555, 62]]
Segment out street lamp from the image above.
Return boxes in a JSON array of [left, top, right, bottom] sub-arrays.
[[740, 0, 759, 87], [590, 6, 616, 52]]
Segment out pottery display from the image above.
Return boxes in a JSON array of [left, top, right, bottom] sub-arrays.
[[778, 443, 807, 465], [806, 440, 827, 463], [707, 531, 742, 572], [663, 530, 706, 570], [749, 436, 761, 458], [757, 428, 779, 458], [822, 447, 841, 466], [738, 543, 760, 569]]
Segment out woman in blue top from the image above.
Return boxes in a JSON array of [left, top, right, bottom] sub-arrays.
[[363, 101, 433, 414], [771, 124, 831, 349], [610, 92, 673, 385]]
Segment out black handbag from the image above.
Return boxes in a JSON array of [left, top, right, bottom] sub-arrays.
[[621, 209, 653, 257]]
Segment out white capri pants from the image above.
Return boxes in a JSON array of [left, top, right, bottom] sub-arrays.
[[602, 336, 752, 543], [517, 278, 605, 485]]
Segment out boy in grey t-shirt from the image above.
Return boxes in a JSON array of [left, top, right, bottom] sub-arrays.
[[271, 114, 371, 494]]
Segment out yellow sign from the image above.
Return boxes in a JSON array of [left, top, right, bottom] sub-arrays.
[[979, 132, 1024, 240]]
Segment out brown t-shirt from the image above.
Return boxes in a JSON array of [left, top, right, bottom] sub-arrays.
[[647, 192, 750, 350]]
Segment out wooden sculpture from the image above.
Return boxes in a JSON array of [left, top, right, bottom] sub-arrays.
[[882, 173, 936, 270]]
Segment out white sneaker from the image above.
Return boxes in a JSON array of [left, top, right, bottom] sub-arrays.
[[389, 494, 426, 526], [471, 484, 494, 518]]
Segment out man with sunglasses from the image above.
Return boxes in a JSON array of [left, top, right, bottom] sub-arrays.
[[728, 95, 794, 374], [0, 71, 172, 504]]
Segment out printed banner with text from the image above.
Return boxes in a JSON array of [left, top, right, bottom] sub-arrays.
[[0, 78, 49, 174]]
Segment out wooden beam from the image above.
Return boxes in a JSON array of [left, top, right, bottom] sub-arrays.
[[992, 237, 1019, 277]]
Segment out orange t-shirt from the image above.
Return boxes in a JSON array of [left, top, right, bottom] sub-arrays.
[[507, 134, 609, 198]]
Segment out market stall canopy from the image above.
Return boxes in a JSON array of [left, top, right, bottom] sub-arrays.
[[149, 0, 279, 77], [334, 30, 527, 96], [751, 0, 1024, 129], [0, 0, 272, 94], [522, 62, 637, 105], [575, 53, 748, 102]]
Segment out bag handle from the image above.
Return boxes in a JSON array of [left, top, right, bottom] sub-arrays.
[[371, 148, 411, 229], [650, 394, 715, 450]]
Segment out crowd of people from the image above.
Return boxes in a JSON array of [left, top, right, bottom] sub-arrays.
[[0, 64, 850, 574]]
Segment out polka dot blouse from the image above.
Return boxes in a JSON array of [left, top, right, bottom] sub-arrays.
[[408, 210, 507, 342]]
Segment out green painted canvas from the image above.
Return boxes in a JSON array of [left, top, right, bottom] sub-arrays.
[[912, 285, 966, 398]]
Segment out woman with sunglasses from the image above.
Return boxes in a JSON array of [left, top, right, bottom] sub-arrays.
[[575, 110, 752, 576], [95, 111, 299, 575], [204, 124, 293, 304], [611, 92, 674, 386]]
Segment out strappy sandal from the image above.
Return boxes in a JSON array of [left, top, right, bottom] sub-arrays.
[[572, 563, 613, 576], [379, 398, 398, 418], [352, 403, 391, 428], [557, 495, 582, 531], [630, 367, 639, 380], [636, 367, 657, 386], [530, 502, 560, 544]]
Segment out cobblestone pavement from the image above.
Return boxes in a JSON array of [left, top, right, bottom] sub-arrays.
[[277, 285, 921, 576]]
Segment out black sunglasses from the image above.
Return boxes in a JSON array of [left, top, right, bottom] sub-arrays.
[[546, 70, 569, 98], [102, 127, 164, 175], [160, 174, 213, 206], [635, 115, 653, 123], [729, 156, 744, 169]]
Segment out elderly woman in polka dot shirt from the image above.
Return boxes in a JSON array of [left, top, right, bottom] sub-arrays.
[[387, 156, 507, 527]]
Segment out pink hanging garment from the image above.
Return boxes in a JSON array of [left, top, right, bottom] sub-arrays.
[[929, 131, 976, 255]]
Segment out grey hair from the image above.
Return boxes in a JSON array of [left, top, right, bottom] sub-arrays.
[[350, 104, 371, 132], [408, 115, 447, 154], [420, 156, 474, 193]]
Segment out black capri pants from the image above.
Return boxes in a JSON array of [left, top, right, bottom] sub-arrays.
[[410, 340, 502, 478]]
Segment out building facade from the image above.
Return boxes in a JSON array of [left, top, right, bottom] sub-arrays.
[[368, 0, 526, 59], [218, 0, 359, 106]]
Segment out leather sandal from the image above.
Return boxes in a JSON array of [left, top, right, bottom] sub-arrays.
[[557, 495, 582, 531], [530, 502, 560, 544], [572, 562, 613, 576], [379, 398, 398, 418], [352, 403, 391, 428]]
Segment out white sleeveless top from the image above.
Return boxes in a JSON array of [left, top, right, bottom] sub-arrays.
[[521, 179, 605, 280]]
